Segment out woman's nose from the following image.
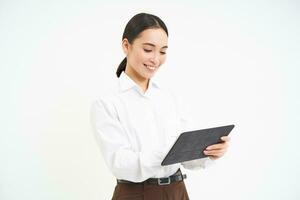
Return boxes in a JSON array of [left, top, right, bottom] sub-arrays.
[[150, 53, 159, 65]]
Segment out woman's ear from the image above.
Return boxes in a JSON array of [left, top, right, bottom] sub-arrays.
[[122, 38, 130, 55]]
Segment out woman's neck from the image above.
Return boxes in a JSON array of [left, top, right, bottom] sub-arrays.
[[125, 67, 149, 93]]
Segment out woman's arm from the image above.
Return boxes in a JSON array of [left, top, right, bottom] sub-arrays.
[[90, 98, 164, 182]]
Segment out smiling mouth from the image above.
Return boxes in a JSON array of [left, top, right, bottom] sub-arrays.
[[144, 64, 156, 70]]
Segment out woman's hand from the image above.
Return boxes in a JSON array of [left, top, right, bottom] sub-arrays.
[[203, 136, 230, 160]]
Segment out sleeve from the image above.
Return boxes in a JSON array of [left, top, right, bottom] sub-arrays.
[[175, 95, 216, 170], [90, 98, 165, 182], [181, 157, 215, 170]]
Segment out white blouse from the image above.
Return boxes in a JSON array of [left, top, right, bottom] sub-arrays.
[[90, 72, 214, 182]]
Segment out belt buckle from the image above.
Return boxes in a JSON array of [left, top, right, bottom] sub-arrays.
[[158, 177, 171, 185]]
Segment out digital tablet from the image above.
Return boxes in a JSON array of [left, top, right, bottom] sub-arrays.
[[161, 124, 235, 166]]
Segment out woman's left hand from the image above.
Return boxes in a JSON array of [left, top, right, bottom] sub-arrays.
[[203, 136, 230, 160]]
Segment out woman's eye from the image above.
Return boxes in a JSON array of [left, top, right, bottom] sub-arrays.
[[144, 49, 152, 52], [160, 52, 166, 55]]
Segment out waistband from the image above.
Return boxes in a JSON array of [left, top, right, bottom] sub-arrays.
[[117, 169, 187, 186]]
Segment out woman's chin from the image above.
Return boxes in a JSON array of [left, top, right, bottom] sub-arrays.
[[143, 71, 156, 79]]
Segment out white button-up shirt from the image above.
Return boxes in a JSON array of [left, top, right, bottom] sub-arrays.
[[90, 72, 213, 182]]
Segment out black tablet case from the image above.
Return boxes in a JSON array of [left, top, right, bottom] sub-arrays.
[[161, 124, 235, 166]]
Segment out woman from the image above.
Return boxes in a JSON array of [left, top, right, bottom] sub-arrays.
[[90, 13, 230, 200]]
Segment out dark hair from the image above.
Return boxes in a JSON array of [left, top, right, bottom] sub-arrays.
[[116, 13, 169, 78]]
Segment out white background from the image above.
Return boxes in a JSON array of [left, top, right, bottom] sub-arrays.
[[1, 0, 299, 199]]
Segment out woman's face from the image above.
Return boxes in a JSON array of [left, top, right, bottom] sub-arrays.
[[123, 28, 168, 80]]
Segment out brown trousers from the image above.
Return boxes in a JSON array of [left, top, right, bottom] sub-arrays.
[[111, 180, 189, 200]]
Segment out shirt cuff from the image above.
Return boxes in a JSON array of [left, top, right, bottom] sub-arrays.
[[181, 157, 215, 170]]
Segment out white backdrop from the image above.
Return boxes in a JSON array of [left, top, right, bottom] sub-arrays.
[[1, 1, 299, 199]]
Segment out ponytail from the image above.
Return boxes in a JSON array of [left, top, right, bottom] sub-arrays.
[[116, 57, 127, 78]]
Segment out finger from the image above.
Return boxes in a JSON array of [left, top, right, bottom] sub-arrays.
[[205, 152, 225, 159], [208, 156, 218, 160], [221, 136, 231, 142], [209, 152, 224, 158], [204, 149, 226, 155], [205, 153, 225, 158], [206, 142, 228, 150], [207, 152, 224, 159]]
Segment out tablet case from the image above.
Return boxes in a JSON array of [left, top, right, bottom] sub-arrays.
[[161, 124, 235, 166]]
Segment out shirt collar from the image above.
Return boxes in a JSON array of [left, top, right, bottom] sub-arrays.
[[118, 72, 160, 93]]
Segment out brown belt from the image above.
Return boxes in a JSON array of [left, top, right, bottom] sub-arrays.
[[117, 169, 187, 186]]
